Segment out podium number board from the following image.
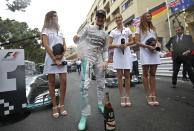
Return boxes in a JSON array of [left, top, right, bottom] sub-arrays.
[[0, 49, 27, 116]]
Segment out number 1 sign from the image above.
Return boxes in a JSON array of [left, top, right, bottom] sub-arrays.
[[0, 49, 27, 116]]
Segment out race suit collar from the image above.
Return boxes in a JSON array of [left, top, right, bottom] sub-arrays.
[[95, 24, 104, 30]]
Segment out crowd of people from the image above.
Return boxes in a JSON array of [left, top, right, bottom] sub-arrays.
[[66, 59, 82, 74], [41, 10, 194, 131]]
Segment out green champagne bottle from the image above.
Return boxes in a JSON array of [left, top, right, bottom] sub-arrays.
[[104, 92, 116, 131]]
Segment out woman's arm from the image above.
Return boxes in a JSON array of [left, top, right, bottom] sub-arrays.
[[135, 33, 148, 48], [63, 38, 67, 53], [42, 34, 56, 62], [108, 36, 119, 49]]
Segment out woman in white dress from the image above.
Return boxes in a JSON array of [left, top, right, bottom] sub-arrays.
[[109, 14, 134, 107], [135, 12, 161, 106], [41, 11, 67, 118]]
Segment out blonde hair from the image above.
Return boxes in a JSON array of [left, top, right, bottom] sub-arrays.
[[42, 11, 59, 31], [139, 12, 155, 34]]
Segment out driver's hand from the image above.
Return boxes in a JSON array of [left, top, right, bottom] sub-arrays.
[[73, 35, 80, 43]]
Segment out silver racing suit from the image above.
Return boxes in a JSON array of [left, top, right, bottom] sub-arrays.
[[77, 25, 108, 116]]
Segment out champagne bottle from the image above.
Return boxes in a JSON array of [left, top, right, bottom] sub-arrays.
[[104, 92, 116, 131]]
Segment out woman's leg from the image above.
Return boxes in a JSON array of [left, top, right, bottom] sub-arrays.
[[59, 73, 67, 106], [117, 69, 125, 106], [117, 69, 124, 97], [59, 73, 67, 115], [149, 65, 157, 96], [142, 65, 150, 96], [48, 74, 57, 107], [124, 69, 130, 97], [124, 69, 132, 106], [149, 65, 159, 105], [48, 74, 59, 118], [142, 65, 154, 106]]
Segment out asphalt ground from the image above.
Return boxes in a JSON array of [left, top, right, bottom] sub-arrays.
[[1, 72, 194, 131]]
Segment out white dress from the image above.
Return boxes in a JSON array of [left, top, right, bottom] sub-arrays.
[[42, 28, 67, 74], [135, 28, 161, 65], [109, 27, 133, 69]]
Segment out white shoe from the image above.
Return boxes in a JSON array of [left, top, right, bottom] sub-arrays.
[[58, 105, 68, 116], [52, 106, 59, 118], [120, 97, 126, 107]]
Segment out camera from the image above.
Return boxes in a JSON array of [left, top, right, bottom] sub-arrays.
[[52, 43, 65, 56]]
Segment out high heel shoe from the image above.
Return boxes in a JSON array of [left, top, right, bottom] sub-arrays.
[[58, 105, 68, 116], [152, 96, 160, 106], [52, 106, 59, 118], [125, 97, 132, 107], [120, 97, 126, 107], [146, 96, 154, 106]]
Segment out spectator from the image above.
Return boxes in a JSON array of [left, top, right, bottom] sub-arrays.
[[76, 58, 82, 74], [166, 26, 194, 88], [67, 61, 72, 74], [131, 49, 139, 83]]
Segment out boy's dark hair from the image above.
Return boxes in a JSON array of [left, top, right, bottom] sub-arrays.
[[96, 10, 106, 17], [52, 43, 64, 56]]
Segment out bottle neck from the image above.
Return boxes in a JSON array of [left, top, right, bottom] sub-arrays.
[[105, 94, 110, 104]]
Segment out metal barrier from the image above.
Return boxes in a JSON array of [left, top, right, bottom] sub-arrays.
[[139, 57, 183, 77]]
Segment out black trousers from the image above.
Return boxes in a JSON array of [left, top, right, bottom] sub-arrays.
[[172, 55, 194, 85], [190, 55, 194, 69], [182, 63, 187, 78], [77, 65, 81, 72], [132, 61, 139, 76], [182, 55, 194, 78]]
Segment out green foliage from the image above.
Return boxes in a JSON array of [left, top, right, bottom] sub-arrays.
[[5, 0, 31, 12], [0, 17, 45, 63]]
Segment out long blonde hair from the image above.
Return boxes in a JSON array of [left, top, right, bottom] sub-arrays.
[[42, 11, 59, 31], [139, 12, 155, 34]]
